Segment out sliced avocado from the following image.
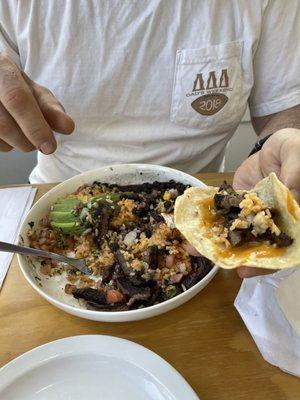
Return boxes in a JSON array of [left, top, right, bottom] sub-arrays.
[[50, 211, 78, 224], [51, 193, 121, 212], [90, 193, 122, 203], [52, 197, 80, 212], [49, 192, 131, 235], [50, 221, 85, 235], [103, 193, 122, 202], [52, 203, 75, 212], [56, 196, 79, 205]]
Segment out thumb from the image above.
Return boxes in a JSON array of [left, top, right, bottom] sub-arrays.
[[41, 100, 75, 134], [23, 73, 75, 134], [278, 133, 300, 202], [233, 153, 263, 191]]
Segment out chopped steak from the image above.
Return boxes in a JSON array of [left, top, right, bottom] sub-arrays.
[[191, 255, 214, 274], [218, 181, 236, 195], [183, 268, 209, 289], [147, 285, 162, 306], [214, 193, 244, 211], [144, 245, 158, 269], [89, 201, 116, 244], [212, 182, 293, 248], [260, 230, 294, 247], [109, 243, 131, 275], [117, 277, 151, 298], [214, 182, 244, 212], [228, 228, 293, 248], [72, 287, 106, 305], [127, 291, 152, 306], [227, 229, 255, 247], [183, 256, 213, 289], [101, 264, 114, 284], [274, 232, 293, 247]]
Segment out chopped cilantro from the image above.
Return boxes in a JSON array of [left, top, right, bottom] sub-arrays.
[[166, 285, 177, 299]]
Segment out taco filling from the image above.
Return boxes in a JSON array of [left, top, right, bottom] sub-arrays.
[[212, 182, 293, 249]]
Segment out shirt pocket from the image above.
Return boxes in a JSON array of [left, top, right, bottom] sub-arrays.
[[170, 41, 244, 130]]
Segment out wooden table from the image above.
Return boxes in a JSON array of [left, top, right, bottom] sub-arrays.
[[0, 172, 299, 399]]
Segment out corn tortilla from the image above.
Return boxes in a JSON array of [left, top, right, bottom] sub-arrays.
[[174, 173, 300, 269]]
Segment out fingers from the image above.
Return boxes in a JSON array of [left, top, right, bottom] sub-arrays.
[[237, 266, 275, 278], [0, 138, 12, 152], [0, 54, 56, 154], [258, 129, 300, 202], [29, 81, 75, 135], [278, 132, 300, 202], [0, 103, 35, 151], [233, 153, 264, 191], [0, 54, 74, 154]]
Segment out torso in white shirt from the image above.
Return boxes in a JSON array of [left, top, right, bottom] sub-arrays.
[[1, 0, 299, 183]]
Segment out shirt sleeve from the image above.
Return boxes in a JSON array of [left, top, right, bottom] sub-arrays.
[[249, 0, 300, 117], [0, 0, 20, 67]]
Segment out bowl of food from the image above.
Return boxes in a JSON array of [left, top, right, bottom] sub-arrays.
[[18, 164, 218, 322]]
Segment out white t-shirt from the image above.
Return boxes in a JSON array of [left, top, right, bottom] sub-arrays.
[[1, 0, 300, 183]]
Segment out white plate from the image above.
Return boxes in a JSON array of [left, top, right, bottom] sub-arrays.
[[0, 335, 200, 400], [18, 163, 218, 322]]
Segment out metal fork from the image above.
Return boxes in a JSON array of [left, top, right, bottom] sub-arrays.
[[0, 240, 91, 275]]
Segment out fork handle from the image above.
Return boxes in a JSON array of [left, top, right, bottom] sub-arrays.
[[0, 240, 67, 263]]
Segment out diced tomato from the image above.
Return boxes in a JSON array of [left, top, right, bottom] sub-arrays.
[[106, 289, 125, 304], [165, 254, 175, 268]]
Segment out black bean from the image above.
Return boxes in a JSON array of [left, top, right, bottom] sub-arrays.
[[120, 193, 140, 201], [164, 200, 174, 213], [150, 212, 163, 222], [144, 229, 152, 238], [133, 208, 147, 217]]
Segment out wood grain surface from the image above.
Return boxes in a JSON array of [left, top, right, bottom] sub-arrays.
[[1, 172, 299, 399]]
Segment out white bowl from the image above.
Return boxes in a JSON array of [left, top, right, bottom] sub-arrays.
[[18, 164, 218, 322]]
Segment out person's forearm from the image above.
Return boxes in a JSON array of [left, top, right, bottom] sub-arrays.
[[251, 104, 300, 138]]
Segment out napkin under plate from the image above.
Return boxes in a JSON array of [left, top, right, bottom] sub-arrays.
[[0, 186, 36, 289]]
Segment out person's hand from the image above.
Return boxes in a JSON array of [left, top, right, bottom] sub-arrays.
[[0, 53, 74, 154], [233, 128, 300, 278]]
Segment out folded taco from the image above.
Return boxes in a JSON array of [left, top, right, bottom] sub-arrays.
[[174, 173, 300, 269]]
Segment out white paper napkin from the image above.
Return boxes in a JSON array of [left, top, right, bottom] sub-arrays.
[[277, 268, 300, 337], [234, 268, 300, 377], [0, 186, 36, 289]]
